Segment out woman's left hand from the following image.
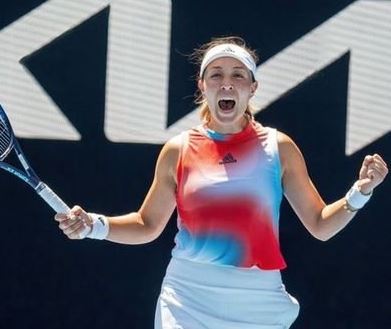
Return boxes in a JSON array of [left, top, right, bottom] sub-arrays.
[[357, 154, 388, 194]]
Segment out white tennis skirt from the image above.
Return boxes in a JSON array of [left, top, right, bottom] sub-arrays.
[[155, 257, 299, 329]]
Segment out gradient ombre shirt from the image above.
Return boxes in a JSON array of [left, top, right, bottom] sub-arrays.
[[172, 120, 287, 270]]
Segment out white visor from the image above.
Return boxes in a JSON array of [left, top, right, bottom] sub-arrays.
[[200, 43, 257, 78]]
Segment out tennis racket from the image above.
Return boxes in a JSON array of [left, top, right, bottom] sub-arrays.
[[0, 104, 89, 237]]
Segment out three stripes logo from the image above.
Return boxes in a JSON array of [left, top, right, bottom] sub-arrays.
[[219, 153, 237, 165]]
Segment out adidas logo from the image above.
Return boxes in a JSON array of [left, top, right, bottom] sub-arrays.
[[219, 153, 237, 165]]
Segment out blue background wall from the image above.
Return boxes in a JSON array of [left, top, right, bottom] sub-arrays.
[[0, 1, 390, 328]]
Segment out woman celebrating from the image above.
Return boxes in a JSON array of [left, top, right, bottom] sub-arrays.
[[55, 36, 388, 328]]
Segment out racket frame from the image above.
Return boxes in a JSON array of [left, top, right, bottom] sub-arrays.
[[0, 104, 71, 214]]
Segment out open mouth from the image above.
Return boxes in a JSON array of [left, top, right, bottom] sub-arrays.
[[218, 99, 236, 111]]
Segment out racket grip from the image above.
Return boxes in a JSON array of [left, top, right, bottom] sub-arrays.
[[36, 183, 91, 239], [36, 182, 70, 214]]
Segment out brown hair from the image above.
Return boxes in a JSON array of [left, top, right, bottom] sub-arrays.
[[190, 36, 259, 123]]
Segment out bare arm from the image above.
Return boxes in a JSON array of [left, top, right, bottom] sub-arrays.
[[278, 132, 388, 241], [55, 136, 181, 244], [105, 137, 179, 244]]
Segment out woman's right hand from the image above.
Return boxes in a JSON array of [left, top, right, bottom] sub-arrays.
[[54, 205, 92, 239]]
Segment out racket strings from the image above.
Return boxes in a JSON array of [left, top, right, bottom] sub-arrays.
[[0, 121, 12, 158]]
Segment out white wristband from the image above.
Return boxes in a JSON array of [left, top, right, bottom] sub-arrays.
[[345, 181, 372, 211], [87, 213, 109, 240]]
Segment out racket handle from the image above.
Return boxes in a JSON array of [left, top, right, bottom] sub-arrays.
[[36, 183, 91, 239], [36, 182, 70, 214]]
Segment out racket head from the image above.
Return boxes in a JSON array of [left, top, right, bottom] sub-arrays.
[[0, 104, 15, 161]]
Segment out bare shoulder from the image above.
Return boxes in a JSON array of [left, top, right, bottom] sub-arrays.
[[276, 131, 305, 174], [155, 134, 183, 183], [160, 134, 182, 164], [165, 133, 183, 150], [276, 131, 293, 146], [277, 131, 302, 157]]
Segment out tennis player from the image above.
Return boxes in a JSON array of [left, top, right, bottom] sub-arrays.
[[55, 36, 388, 328]]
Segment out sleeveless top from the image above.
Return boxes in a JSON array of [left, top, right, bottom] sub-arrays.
[[172, 120, 287, 270]]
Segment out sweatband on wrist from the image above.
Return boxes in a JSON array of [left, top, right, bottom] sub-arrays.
[[345, 181, 372, 211], [86, 213, 109, 240]]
